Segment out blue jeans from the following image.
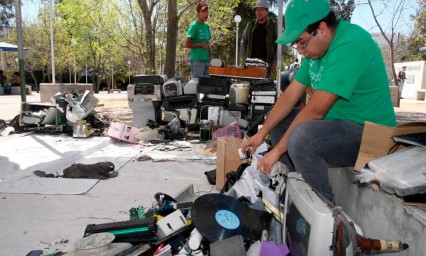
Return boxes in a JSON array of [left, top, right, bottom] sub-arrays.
[[398, 81, 404, 98], [269, 108, 363, 201], [190, 60, 209, 78]]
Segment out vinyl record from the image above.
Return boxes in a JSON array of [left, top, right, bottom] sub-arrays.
[[191, 194, 270, 242]]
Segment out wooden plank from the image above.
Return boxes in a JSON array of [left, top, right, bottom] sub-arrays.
[[262, 197, 283, 222], [208, 66, 268, 79]]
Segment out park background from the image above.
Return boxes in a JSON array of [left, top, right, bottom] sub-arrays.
[[0, 0, 424, 93]]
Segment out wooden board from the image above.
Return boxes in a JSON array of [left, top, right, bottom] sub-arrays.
[[208, 66, 268, 79]]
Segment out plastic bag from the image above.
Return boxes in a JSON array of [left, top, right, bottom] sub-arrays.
[[355, 146, 426, 196]]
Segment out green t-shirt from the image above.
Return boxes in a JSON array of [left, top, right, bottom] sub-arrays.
[[295, 20, 396, 127], [186, 20, 211, 61]]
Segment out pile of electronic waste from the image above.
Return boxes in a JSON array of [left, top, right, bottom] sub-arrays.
[[127, 74, 278, 142], [7, 72, 278, 142], [12, 90, 109, 136]]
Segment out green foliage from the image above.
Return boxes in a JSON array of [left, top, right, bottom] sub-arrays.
[[330, 0, 355, 21], [404, 0, 426, 61], [7, 0, 422, 87], [0, 0, 15, 30], [57, 0, 128, 90]]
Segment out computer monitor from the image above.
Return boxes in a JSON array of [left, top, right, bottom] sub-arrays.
[[283, 172, 361, 256]]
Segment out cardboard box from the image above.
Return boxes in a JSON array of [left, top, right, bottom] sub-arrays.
[[107, 122, 139, 143], [215, 137, 243, 190], [355, 121, 426, 171]]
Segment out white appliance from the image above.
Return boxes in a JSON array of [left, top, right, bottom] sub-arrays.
[[162, 77, 183, 97], [229, 81, 250, 104]]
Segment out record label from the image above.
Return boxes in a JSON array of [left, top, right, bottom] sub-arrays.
[[215, 210, 240, 229]]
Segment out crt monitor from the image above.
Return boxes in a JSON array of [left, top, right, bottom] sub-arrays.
[[283, 172, 361, 256]]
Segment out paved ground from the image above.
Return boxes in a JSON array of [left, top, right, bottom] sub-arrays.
[[0, 91, 215, 255]]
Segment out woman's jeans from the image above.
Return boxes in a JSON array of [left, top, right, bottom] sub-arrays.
[[269, 108, 363, 201], [190, 60, 209, 79]]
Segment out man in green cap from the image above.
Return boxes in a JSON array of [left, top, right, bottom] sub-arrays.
[[242, 0, 396, 201]]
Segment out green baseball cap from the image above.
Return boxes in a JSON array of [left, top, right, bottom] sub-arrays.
[[277, 0, 330, 45]]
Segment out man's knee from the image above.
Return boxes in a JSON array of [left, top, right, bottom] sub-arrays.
[[287, 123, 313, 152]]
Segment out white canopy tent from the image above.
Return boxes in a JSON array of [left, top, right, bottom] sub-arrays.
[[0, 41, 28, 70]]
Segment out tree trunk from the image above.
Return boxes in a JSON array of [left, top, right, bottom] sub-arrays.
[[164, 0, 178, 78], [29, 72, 39, 92], [138, 0, 157, 73]]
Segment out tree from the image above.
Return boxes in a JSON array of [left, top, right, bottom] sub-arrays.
[[366, 0, 409, 93], [137, 0, 159, 74], [0, 0, 14, 31], [403, 0, 426, 61], [57, 0, 127, 92], [164, 0, 177, 78], [330, 0, 355, 21]]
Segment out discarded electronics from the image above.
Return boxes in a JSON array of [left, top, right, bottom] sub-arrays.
[[130, 74, 167, 101], [229, 81, 250, 104], [183, 78, 198, 95], [19, 90, 102, 134], [64, 90, 99, 123], [163, 77, 184, 98], [127, 85, 159, 128], [107, 122, 139, 143], [21, 102, 60, 126], [73, 120, 94, 138], [250, 79, 277, 104]]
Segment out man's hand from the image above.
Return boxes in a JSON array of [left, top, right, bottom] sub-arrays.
[[241, 133, 264, 157], [199, 41, 209, 50], [256, 148, 282, 174]]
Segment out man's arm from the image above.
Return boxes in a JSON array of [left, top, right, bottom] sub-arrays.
[[184, 38, 200, 49], [243, 80, 306, 153]]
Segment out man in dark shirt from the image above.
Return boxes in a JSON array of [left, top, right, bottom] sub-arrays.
[[240, 0, 277, 70]]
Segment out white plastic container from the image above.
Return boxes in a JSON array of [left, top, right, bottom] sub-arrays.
[[188, 228, 203, 250]]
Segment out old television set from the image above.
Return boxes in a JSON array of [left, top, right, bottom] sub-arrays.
[[284, 172, 361, 256], [162, 77, 183, 98]]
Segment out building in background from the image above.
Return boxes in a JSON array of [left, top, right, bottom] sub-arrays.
[[394, 61, 426, 100]]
